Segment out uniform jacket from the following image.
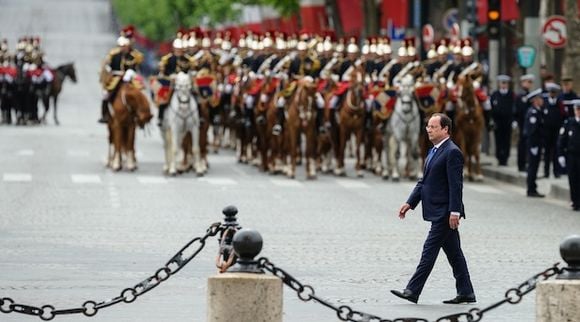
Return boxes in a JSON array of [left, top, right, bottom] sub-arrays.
[[558, 117, 580, 157], [524, 106, 543, 148], [407, 139, 465, 222]]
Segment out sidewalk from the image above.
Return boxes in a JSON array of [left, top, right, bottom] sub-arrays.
[[480, 148, 571, 203]]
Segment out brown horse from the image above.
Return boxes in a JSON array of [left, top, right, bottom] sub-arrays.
[[285, 78, 318, 179], [107, 81, 152, 171], [335, 67, 366, 177], [254, 76, 282, 172], [454, 76, 484, 181], [41, 63, 77, 125]]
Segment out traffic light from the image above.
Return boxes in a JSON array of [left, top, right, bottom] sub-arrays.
[[488, 0, 501, 39]]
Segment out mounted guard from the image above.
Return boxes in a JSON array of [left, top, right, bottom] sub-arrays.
[[98, 26, 144, 124]]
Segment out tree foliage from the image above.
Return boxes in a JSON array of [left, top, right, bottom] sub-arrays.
[[112, 0, 300, 41]]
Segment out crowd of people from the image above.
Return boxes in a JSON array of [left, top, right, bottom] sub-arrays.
[[96, 26, 579, 209], [490, 72, 580, 209], [0, 36, 54, 125]]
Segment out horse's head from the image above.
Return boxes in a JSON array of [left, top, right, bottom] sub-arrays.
[[398, 74, 415, 107], [58, 63, 77, 83], [346, 66, 365, 108], [121, 84, 152, 128], [174, 72, 192, 101]]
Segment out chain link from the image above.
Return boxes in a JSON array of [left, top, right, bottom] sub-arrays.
[[258, 257, 562, 322], [0, 222, 223, 321]]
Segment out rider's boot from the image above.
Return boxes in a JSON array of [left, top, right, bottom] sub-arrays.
[[98, 100, 110, 124]]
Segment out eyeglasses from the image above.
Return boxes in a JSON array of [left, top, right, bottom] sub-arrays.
[[425, 125, 441, 130]]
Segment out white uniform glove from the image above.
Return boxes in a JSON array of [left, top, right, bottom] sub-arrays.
[[558, 156, 566, 168]]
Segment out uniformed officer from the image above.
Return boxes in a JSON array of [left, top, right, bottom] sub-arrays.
[[542, 82, 566, 178], [490, 75, 515, 166], [524, 88, 545, 197], [557, 100, 580, 211], [514, 74, 535, 172], [156, 37, 195, 125], [98, 34, 143, 123], [560, 76, 578, 118]]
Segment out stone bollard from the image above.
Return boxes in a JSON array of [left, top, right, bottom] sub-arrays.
[[207, 228, 283, 322], [537, 235, 580, 322]]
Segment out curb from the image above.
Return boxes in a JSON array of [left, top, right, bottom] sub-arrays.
[[482, 166, 570, 202]]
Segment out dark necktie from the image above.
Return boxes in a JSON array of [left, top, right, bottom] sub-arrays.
[[424, 147, 438, 170]]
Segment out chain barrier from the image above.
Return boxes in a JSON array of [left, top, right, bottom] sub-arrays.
[[258, 257, 562, 322], [0, 222, 223, 321]]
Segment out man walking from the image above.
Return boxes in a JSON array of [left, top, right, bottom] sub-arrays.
[[391, 113, 475, 304]]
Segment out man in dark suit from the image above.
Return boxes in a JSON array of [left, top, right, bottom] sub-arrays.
[[391, 113, 476, 304]]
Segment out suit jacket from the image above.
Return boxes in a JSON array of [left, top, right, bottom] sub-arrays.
[[407, 138, 465, 222]]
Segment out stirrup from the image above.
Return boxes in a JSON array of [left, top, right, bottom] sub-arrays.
[[272, 124, 282, 136]]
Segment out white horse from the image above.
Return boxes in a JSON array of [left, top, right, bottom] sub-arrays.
[[385, 74, 421, 181], [161, 72, 203, 176]]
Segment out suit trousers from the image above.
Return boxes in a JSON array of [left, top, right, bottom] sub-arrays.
[[406, 220, 474, 296]]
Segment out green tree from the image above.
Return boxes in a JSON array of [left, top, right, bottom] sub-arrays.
[[112, 0, 300, 41]]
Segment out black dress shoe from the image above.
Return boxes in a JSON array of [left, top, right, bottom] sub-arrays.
[[390, 289, 418, 304], [443, 294, 477, 304], [527, 191, 545, 198]]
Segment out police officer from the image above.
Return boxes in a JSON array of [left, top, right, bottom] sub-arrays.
[[491, 75, 515, 166], [560, 76, 578, 118], [98, 35, 143, 123], [514, 74, 535, 172], [524, 89, 545, 197], [557, 100, 580, 211], [542, 82, 566, 178]]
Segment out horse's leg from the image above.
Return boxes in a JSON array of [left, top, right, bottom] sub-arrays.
[[287, 126, 297, 179], [111, 123, 122, 171], [192, 122, 203, 176], [373, 128, 384, 175], [355, 125, 364, 177], [334, 124, 347, 176], [306, 122, 317, 179], [388, 135, 400, 181], [168, 126, 179, 176], [126, 124, 137, 171], [40, 93, 49, 124], [162, 128, 171, 173], [53, 95, 59, 125]]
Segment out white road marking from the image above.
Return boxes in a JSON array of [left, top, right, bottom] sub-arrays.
[[199, 177, 238, 185], [71, 174, 101, 184], [335, 179, 370, 189], [67, 150, 90, 157], [465, 184, 502, 194], [3, 173, 32, 182], [270, 179, 304, 187], [17, 149, 34, 156], [137, 176, 168, 184]]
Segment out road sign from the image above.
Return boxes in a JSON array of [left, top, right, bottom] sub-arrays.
[[517, 46, 536, 69], [422, 24, 434, 47], [542, 15, 567, 49], [442, 8, 458, 31]]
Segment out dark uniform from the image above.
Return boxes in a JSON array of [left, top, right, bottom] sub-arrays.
[[557, 112, 580, 210], [541, 94, 565, 177], [514, 89, 531, 171], [490, 88, 515, 165], [99, 45, 143, 123], [524, 91, 544, 197], [560, 89, 578, 118]]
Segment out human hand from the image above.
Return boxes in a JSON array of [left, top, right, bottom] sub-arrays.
[[398, 203, 411, 219], [558, 156, 566, 168], [449, 215, 460, 230]]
